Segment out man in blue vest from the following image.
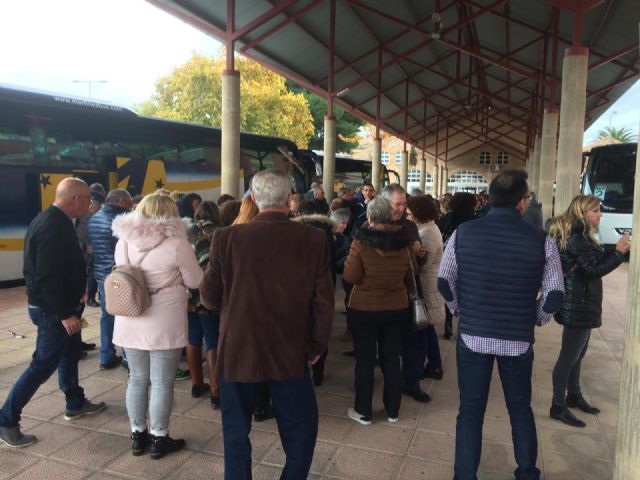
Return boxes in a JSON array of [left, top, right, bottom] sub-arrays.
[[438, 169, 564, 480]]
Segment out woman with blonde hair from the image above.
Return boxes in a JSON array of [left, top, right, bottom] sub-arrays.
[[548, 194, 630, 427], [112, 193, 203, 458], [232, 195, 259, 225]]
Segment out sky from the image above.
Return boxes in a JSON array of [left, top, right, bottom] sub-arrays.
[[0, 0, 638, 145]]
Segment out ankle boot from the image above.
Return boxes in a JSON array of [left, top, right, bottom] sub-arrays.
[[149, 434, 185, 460], [550, 403, 586, 428], [206, 348, 220, 408], [566, 394, 600, 414], [131, 430, 148, 456], [186, 345, 206, 398]]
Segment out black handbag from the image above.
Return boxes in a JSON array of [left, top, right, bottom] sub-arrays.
[[407, 249, 430, 329]]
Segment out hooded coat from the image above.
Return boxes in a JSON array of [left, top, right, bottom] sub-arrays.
[[343, 224, 414, 312], [111, 213, 203, 350]]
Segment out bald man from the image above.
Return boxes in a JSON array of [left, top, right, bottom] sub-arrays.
[[0, 178, 106, 448]]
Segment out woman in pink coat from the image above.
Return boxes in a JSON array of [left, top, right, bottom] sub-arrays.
[[112, 193, 203, 460]]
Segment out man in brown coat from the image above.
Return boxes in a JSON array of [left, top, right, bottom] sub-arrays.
[[200, 169, 334, 480]]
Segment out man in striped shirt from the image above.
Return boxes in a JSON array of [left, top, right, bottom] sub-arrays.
[[438, 169, 564, 480]]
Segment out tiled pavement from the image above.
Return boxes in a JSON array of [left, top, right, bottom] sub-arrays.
[[0, 265, 629, 479]]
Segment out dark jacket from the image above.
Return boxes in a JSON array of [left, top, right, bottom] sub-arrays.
[[292, 214, 337, 287], [440, 210, 477, 244], [24, 205, 86, 319], [554, 222, 624, 329], [523, 200, 543, 228], [200, 211, 334, 382], [344, 224, 414, 312], [188, 219, 218, 311], [455, 208, 547, 342], [304, 190, 330, 215], [88, 203, 129, 281], [176, 197, 196, 219]]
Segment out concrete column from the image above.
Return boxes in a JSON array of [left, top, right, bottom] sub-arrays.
[[323, 116, 336, 199], [221, 70, 241, 197], [555, 49, 589, 214], [419, 154, 427, 193], [400, 151, 408, 189], [442, 166, 449, 195], [529, 137, 542, 196], [372, 137, 382, 191], [613, 27, 640, 478], [538, 110, 559, 222]]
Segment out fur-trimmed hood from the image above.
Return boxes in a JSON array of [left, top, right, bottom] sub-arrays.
[[291, 214, 337, 234], [112, 213, 191, 251], [354, 224, 411, 251]]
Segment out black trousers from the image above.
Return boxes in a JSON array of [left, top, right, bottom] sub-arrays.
[[349, 308, 407, 418]]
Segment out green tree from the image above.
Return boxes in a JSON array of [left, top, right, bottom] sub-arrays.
[[286, 81, 365, 153], [138, 54, 315, 148], [596, 126, 637, 143]]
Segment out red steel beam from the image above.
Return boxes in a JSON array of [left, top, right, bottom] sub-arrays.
[[232, 0, 298, 41], [239, 1, 321, 53], [588, 43, 639, 70], [226, 0, 235, 70], [469, 0, 638, 74], [327, 0, 335, 116], [333, 0, 507, 94]]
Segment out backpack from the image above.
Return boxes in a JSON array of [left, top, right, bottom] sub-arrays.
[[104, 241, 155, 317]]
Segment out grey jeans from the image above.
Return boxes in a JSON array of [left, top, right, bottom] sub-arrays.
[[551, 326, 591, 407], [124, 347, 182, 436]]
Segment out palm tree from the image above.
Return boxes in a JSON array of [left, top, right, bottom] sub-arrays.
[[596, 126, 637, 143]]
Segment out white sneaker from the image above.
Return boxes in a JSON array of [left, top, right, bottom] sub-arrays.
[[347, 407, 372, 426], [387, 416, 399, 423]]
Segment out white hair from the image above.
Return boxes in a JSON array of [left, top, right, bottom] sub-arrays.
[[252, 169, 291, 210], [331, 208, 351, 225], [367, 196, 393, 224]]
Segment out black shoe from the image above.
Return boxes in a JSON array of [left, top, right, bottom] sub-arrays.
[[342, 350, 355, 357], [253, 408, 275, 422], [550, 404, 586, 427], [191, 384, 209, 398], [131, 430, 148, 456], [404, 388, 432, 403], [149, 434, 185, 460], [80, 351, 88, 360], [86, 299, 100, 308], [422, 367, 443, 380], [82, 342, 96, 351], [566, 394, 600, 414], [210, 396, 220, 410], [313, 376, 323, 387], [100, 355, 123, 370]]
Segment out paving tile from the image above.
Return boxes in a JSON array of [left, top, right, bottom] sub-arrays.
[[408, 430, 455, 464], [344, 423, 414, 455], [543, 451, 612, 479], [200, 428, 280, 462], [396, 457, 453, 480], [20, 421, 88, 456], [539, 426, 612, 461], [316, 414, 355, 443], [21, 393, 67, 421], [419, 408, 457, 436], [170, 451, 225, 479], [262, 439, 338, 474], [167, 414, 221, 449], [106, 448, 193, 479], [324, 445, 402, 480], [11, 458, 90, 480], [478, 441, 517, 474], [0, 448, 39, 479], [52, 431, 130, 468]]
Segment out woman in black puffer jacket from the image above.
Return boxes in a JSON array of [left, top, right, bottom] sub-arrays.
[[548, 195, 630, 428]]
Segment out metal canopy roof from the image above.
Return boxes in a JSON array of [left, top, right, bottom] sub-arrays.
[[148, 0, 639, 164]]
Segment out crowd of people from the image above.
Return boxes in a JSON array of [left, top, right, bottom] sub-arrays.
[[0, 168, 629, 480]]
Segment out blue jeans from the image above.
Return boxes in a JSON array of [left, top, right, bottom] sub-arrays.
[[0, 306, 85, 428], [97, 281, 118, 364], [220, 368, 318, 480], [455, 337, 539, 480], [187, 311, 220, 350]]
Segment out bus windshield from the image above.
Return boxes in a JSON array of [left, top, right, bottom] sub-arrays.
[[583, 144, 636, 214]]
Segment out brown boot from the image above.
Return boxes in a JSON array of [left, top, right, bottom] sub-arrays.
[[206, 348, 220, 409], [186, 345, 207, 398]]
